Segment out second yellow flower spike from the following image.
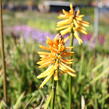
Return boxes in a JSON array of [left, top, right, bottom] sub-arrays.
[[56, 3, 89, 44]]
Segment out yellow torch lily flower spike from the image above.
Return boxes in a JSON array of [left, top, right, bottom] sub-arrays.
[[56, 4, 89, 44], [37, 34, 76, 88]]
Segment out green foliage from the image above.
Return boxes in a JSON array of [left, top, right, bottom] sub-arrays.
[[0, 35, 109, 108], [28, 18, 56, 34], [0, 11, 109, 108]]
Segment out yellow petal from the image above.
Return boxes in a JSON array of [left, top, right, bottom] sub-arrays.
[[60, 64, 72, 75], [60, 64, 68, 72], [37, 60, 46, 65], [61, 52, 74, 57], [56, 25, 70, 31], [64, 36, 70, 42], [76, 27, 87, 35], [57, 18, 72, 27], [74, 19, 78, 27], [46, 36, 53, 45], [39, 45, 50, 51], [80, 22, 89, 27], [39, 70, 54, 88], [78, 15, 84, 18], [76, 17, 83, 21], [61, 62, 75, 73], [81, 23, 89, 27], [79, 29, 87, 35], [58, 14, 66, 19], [38, 52, 50, 55], [39, 61, 53, 68], [82, 21, 89, 25], [37, 65, 54, 79], [54, 70, 58, 81], [60, 27, 71, 35], [67, 72, 76, 77], [70, 3, 73, 10], [74, 32, 83, 45], [37, 58, 53, 65], [76, 9, 80, 15], [62, 9, 68, 15], [39, 55, 47, 58], [65, 46, 73, 50], [60, 59, 72, 65]]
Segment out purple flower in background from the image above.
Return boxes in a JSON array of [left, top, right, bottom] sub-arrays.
[[4, 25, 105, 47], [5, 25, 54, 43]]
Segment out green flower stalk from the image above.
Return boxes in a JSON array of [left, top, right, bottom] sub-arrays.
[[0, 0, 7, 105], [56, 3, 89, 109]]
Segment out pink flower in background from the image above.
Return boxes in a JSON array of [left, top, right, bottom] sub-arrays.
[[98, 35, 105, 45], [82, 34, 105, 45], [82, 34, 92, 41]]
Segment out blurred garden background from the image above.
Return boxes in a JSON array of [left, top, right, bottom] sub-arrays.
[[0, 0, 109, 108]]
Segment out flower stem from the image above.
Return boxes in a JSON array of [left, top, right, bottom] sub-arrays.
[[68, 31, 74, 109], [51, 59, 59, 109], [0, 0, 7, 105], [51, 79, 57, 109]]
